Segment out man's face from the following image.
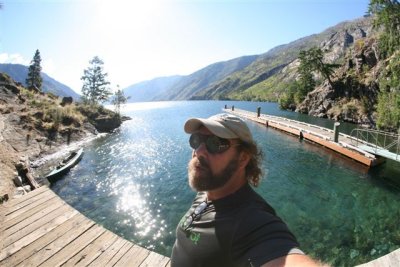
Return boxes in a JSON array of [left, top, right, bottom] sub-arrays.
[[188, 127, 240, 192]]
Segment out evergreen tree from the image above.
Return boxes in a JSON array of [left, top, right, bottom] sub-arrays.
[[81, 56, 111, 105], [111, 85, 130, 116], [296, 50, 316, 102], [26, 49, 43, 91], [369, 0, 400, 130], [293, 47, 339, 104], [376, 52, 400, 130], [368, 0, 400, 58]]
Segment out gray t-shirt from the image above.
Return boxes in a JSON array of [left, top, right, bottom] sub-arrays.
[[171, 184, 301, 267]]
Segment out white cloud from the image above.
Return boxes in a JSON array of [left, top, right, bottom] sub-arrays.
[[0, 53, 29, 65]]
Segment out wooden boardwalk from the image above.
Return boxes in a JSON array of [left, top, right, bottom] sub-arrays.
[[0, 186, 171, 267], [355, 248, 400, 267], [225, 108, 382, 167]]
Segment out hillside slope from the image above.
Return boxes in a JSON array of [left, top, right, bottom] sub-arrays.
[[201, 17, 373, 101], [0, 73, 123, 200], [123, 75, 182, 102], [122, 55, 258, 102], [0, 64, 81, 100], [156, 55, 258, 100]]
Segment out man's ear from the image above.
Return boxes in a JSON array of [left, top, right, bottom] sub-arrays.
[[238, 151, 250, 169]]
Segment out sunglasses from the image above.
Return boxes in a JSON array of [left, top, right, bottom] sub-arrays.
[[189, 133, 239, 154], [182, 201, 208, 231]]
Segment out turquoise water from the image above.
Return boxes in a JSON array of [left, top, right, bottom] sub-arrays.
[[51, 101, 400, 266]]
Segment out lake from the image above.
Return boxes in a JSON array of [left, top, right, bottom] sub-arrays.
[[51, 100, 400, 266]]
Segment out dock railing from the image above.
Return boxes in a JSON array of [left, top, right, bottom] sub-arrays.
[[350, 128, 400, 161]]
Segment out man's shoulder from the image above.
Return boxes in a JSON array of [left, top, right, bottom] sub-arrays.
[[243, 186, 276, 215]]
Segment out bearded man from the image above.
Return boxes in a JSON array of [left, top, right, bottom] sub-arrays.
[[171, 113, 322, 267]]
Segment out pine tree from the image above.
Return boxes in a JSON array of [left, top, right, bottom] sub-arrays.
[[296, 50, 316, 102], [369, 0, 400, 130], [26, 49, 43, 91], [81, 56, 111, 105], [368, 0, 400, 58], [111, 85, 130, 116]]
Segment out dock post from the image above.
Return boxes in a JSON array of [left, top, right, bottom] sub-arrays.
[[257, 107, 261, 118], [224, 104, 227, 109], [334, 122, 340, 142], [232, 105, 235, 111]]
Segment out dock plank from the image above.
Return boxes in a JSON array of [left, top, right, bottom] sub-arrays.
[[105, 241, 134, 266], [17, 215, 95, 266], [3, 189, 56, 222], [0, 213, 85, 267], [3, 203, 73, 247], [356, 248, 400, 267], [0, 206, 78, 262], [86, 238, 128, 266], [139, 251, 171, 267], [2, 185, 47, 209], [39, 224, 106, 266], [62, 230, 119, 267], [0, 193, 57, 232], [2, 196, 64, 235], [114, 244, 150, 267], [1, 186, 171, 267]]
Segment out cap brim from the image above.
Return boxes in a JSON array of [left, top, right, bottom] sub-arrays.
[[184, 118, 238, 139]]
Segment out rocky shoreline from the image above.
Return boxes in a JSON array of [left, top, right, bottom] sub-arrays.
[[0, 73, 126, 203]]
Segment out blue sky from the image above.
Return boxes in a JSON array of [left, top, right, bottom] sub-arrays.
[[1, 0, 370, 93]]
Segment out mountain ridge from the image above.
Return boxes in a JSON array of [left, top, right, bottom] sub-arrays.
[[122, 16, 373, 103], [0, 64, 80, 100]]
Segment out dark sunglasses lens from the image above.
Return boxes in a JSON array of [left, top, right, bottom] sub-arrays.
[[189, 134, 201, 149], [205, 136, 223, 154], [189, 134, 230, 154]]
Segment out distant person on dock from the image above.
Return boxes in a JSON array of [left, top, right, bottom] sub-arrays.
[[171, 113, 322, 267]]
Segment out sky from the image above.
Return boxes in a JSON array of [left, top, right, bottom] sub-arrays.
[[0, 0, 371, 94]]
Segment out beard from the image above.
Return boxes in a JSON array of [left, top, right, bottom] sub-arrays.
[[188, 155, 239, 192]]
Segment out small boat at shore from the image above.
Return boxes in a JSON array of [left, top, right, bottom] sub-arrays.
[[46, 148, 84, 183]]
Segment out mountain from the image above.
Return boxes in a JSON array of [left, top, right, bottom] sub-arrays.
[[123, 75, 182, 102], [122, 55, 258, 102], [154, 55, 258, 100], [195, 17, 373, 101], [125, 17, 373, 103], [0, 64, 80, 100]]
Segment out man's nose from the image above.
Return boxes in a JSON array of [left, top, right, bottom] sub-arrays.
[[194, 142, 208, 156]]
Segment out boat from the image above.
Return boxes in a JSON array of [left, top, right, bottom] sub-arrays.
[[45, 148, 84, 183]]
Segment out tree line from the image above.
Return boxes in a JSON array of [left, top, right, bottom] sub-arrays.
[[25, 51, 128, 116]]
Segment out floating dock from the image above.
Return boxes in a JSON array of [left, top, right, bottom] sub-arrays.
[[0, 186, 171, 266], [225, 108, 383, 167]]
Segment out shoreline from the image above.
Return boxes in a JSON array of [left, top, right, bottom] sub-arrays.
[[30, 132, 109, 186]]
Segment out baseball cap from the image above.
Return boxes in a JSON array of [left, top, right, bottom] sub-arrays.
[[184, 113, 253, 143]]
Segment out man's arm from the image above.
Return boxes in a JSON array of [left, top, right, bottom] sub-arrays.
[[261, 254, 328, 267]]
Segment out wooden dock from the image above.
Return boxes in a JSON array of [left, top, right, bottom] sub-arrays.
[[355, 248, 400, 267], [1, 182, 398, 266], [225, 108, 382, 167], [0, 186, 171, 267]]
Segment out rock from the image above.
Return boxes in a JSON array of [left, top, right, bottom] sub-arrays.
[[13, 176, 23, 187], [23, 185, 32, 192], [14, 186, 26, 197], [92, 115, 122, 133], [61, 96, 73, 106]]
